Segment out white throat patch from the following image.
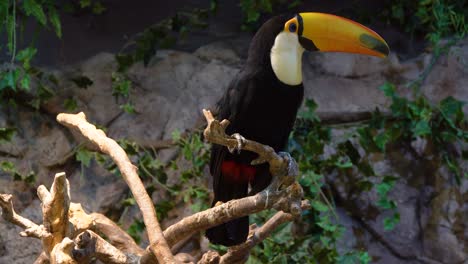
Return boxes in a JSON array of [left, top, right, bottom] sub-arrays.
[[270, 31, 304, 86]]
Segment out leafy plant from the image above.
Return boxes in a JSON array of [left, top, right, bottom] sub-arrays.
[[239, 0, 301, 30], [0, 161, 36, 185]]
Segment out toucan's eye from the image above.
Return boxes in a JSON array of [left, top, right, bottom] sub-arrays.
[[288, 23, 297, 33]]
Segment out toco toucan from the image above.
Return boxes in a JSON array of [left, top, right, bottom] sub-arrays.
[[206, 13, 389, 246]]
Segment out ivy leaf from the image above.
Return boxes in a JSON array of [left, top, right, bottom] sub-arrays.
[[374, 131, 390, 152], [79, 0, 91, 8], [115, 54, 135, 72], [411, 120, 431, 136], [0, 161, 16, 173], [335, 160, 353, 169], [48, 6, 62, 38], [92, 1, 106, 14], [383, 213, 400, 231], [311, 200, 329, 212], [120, 102, 136, 114], [23, 0, 47, 25], [379, 82, 396, 97], [63, 98, 78, 111], [76, 148, 93, 167], [20, 74, 31, 90], [0, 127, 16, 141], [439, 96, 464, 126], [0, 69, 20, 91], [298, 99, 320, 122], [16, 47, 37, 69]]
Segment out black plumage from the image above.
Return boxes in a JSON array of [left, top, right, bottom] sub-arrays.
[[206, 15, 304, 246]]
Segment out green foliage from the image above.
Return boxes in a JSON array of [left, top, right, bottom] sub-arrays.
[[0, 0, 60, 109], [127, 219, 145, 244], [371, 82, 467, 183], [0, 161, 36, 185], [239, 0, 301, 30], [375, 0, 467, 43], [0, 127, 16, 142]]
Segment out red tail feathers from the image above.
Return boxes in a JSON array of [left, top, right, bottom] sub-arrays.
[[221, 161, 256, 183]]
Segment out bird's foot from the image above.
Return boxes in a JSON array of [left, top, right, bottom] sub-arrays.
[[264, 152, 299, 193], [228, 133, 246, 154], [278, 152, 299, 178]]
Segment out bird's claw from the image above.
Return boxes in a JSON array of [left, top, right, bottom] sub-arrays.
[[278, 152, 299, 178], [228, 133, 246, 154]]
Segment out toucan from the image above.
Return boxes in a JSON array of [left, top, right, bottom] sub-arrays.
[[206, 13, 389, 246]]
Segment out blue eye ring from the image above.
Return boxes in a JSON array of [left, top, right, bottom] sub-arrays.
[[289, 23, 297, 33]]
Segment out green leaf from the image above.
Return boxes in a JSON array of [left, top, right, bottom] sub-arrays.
[[298, 99, 320, 122], [439, 96, 464, 125], [0, 127, 16, 141], [171, 129, 182, 142], [79, 0, 91, 8], [383, 213, 400, 231], [377, 198, 396, 209], [311, 200, 329, 212], [334, 160, 353, 169], [71, 76, 93, 88], [16, 47, 37, 69], [115, 54, 135, 72], [76, 148, 93, 167], [92, 1, 106, 14], [376, 182, 392, 196], [20, 74, 30, 90], [120, 102, 135, 114], [23, 0, 47, 25], [127, 219, 145, 244], [379, 82, 396, 97], [48, 7, 62, 38], [63, 98, 77, 111], [411, 120, 431, 136], [0, 69, 20, 91], [374, 131, 390, 152], [0, 161, 16, 173]]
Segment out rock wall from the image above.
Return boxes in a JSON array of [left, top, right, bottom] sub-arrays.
[[0, 37, 466, 263]]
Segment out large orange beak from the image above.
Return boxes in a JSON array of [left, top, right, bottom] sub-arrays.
[[285, 13, 389, 58]]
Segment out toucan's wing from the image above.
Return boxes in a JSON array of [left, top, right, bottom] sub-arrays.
[[209, 69, 258, 199]]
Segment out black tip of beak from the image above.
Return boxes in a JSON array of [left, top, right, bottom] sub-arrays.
[[360, 34, 390, 57]]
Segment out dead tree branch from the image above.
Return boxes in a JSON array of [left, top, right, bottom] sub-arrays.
[[73, 230, 136, 264], [0, 194, 51, 239], [57, 112, 175, 263], [37, 172, 71, 254]]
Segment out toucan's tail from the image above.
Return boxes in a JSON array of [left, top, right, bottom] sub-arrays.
[[206, 158, 251, 246], [206, 146, 271, 246], [205, 215, 249, 246]]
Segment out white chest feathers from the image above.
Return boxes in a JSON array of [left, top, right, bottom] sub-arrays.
[[270, 31, 305, 86]]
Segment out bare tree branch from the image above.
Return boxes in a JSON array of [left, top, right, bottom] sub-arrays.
[[37, 172, 70, 254], [0, 193, 52, 239], [33, 252, 49, 264], [73, 230, 138, 264], [50, 238, 77, 264], [57, 112, 175, 263], [90, 213, 146, 256]]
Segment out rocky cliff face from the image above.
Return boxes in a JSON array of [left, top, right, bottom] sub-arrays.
[[0, 38, 466, 263]]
